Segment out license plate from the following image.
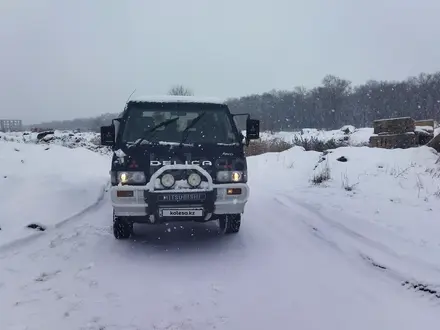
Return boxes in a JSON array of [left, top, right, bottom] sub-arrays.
[[160, 208, 203, 217], [158, 193, 206, 202]]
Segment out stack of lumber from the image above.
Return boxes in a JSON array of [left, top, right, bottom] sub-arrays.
[[414, 119, 435, 128], [369, 117, 434, 149], [373, 117, 415, 135], [414, 119, 435, 145]]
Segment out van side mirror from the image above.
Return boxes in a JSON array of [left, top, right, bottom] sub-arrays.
[[246, 118, 260, 141], [100, 125, 115, 146]]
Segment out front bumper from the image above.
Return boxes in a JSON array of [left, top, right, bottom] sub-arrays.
[[111, 164, 249, 220]]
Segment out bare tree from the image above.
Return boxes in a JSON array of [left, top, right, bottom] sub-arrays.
[[168, 85, 194, 96]]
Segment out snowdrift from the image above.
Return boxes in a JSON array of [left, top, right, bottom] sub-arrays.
[[0, 141, 110, 248]]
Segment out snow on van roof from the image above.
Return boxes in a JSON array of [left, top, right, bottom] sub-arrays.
[[129, 95, 226, 104]]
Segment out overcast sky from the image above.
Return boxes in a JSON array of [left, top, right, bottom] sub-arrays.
[[1, 0, 440, 124]]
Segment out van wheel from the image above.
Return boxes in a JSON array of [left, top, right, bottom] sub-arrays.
[[113, 213, 133, 239], [219, 214, 241, 234]]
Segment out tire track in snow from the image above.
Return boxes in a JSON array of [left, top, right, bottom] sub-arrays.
[[273, 193, 398, 258], [273, 195, 344, 253], [276, 192, 431, 264], [276, 194, 400, 256], [274, 192, 440, 302]]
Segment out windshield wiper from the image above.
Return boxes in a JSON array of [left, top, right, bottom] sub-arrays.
[[179, 112, 206, 147], [134, 117, 179, 147]]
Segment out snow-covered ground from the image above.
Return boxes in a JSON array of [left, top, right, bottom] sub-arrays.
[[1, 130, 440, 329]]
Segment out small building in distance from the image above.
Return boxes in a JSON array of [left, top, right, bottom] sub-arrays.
[[0, 119, 22, 132]]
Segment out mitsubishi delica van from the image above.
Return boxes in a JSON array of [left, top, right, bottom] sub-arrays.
[[100, 95, 260, 239]]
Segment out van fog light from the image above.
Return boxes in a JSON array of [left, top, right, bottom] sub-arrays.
[[161, 173, 175, 188], [187, 172, 202, 187]]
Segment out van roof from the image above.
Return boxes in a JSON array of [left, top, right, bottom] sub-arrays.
[[129, 95, 226, 105]]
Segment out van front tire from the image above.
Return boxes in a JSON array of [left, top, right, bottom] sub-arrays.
[[219, 214, 241, 234], [113, 213, 133, 239]]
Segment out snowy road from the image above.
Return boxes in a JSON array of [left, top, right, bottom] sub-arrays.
[[1, 186, 440, 330]]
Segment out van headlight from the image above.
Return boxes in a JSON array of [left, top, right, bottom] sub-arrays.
[[216, 171, 246, 183], [117, 171, 146, 185]]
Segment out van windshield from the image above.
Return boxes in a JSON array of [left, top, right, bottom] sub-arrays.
[[120, 103, 241, 145]]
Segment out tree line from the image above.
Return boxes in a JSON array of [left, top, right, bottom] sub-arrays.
[[30, 71, 440, 132], [227, 72, 440, 131]]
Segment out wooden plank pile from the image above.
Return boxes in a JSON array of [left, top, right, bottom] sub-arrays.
[[369, 117, 435, 149], [414, 119, 435, 145], [414, 119, 435, 128]]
